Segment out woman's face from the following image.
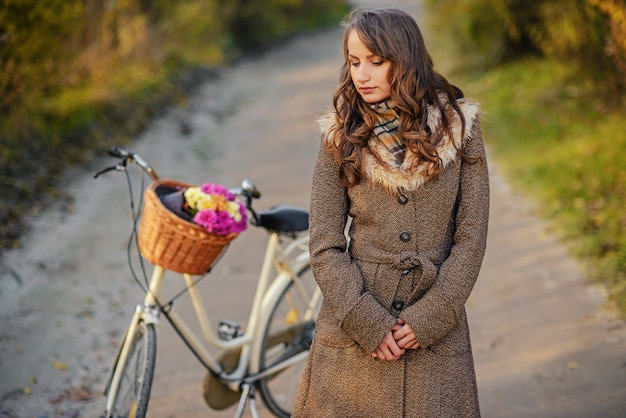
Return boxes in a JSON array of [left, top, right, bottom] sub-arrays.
[[347, 30, 392, 104]]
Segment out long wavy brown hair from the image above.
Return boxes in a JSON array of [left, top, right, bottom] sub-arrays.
[[327, 8, 472, 186]]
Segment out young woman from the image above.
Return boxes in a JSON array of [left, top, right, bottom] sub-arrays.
[[293, 8, 489, 417]]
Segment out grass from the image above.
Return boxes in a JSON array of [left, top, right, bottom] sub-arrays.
[[458, 58, 626, 314]]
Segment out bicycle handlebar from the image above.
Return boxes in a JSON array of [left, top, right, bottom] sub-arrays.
[[94, 146, 158, 180], [94, 146, 262, 213]]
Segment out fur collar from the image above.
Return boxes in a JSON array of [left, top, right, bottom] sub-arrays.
[[319, 98, 480, 192]]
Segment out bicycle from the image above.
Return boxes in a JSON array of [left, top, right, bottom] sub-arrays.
[[94, 147, 321, 418]]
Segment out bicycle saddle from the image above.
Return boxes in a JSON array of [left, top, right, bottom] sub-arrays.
[[255, 205, 309, 233]]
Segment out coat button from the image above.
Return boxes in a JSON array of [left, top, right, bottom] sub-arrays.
[[392, 300, 404, 311], [399, 230, 411, 242], [397, 194, 409, 204]]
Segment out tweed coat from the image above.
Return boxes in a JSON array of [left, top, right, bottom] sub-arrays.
[[293, 98, 489, 417]]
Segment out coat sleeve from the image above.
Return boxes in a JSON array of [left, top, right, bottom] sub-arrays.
[[309, 143, 397, 353], [400, 118, 490, 348]]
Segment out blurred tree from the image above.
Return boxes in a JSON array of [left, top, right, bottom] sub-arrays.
[[0, 0, 83, 112], [222, 0, 347, 51], [589, 0, 626, 88], [426, 0, 624, 94], [530, 0, 617, 91]]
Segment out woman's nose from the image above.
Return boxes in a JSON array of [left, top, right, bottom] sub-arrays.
[[355, 66, 369, 82]]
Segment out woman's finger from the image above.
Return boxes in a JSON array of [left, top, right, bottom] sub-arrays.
[[396, 335, 417, 348]]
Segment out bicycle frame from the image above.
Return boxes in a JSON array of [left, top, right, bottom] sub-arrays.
[[105, 228, 314, 412]]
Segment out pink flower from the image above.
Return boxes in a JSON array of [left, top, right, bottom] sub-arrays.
[[233, 205, 248, 233], [200, 183, 236, 201], [193, 210, 219, 234]]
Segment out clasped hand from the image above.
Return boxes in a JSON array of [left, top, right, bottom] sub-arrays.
[[372, 319, 420, 361]]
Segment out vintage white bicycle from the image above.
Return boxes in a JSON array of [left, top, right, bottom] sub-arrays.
[[94, 147, 321, 418]]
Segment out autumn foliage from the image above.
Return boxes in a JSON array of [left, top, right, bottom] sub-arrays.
[[0, 0, 348, 251], [427, 0, 626, 96]]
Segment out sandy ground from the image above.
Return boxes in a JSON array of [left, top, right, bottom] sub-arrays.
[[2, 1, 626, 417]]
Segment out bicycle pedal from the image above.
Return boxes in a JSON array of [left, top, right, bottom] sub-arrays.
[[218, 319, 241, 340]]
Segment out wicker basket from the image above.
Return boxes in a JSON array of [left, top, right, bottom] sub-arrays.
[[138, 179, 238, 274]]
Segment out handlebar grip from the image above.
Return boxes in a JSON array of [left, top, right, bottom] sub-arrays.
[[108, 146, 131, 158]]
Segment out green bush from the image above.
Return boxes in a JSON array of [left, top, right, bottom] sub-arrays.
[[462, 57, 626, 314], [0, 0, 83, 113], [222, 0, 349, 51], [426, 0, 624, 95]]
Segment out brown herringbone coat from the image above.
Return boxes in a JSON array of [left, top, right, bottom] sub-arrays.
[[293, 99, 489, 417]]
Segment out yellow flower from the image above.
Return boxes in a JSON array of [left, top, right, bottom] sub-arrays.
[[196, 194, 217, 210], [184, 187, 203, 209], [184, 187, 233, 213], [227, 201, 242, 221]]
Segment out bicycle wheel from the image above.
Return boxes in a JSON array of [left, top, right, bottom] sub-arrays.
[[257, 265, 321, 417], [106, 320, 157, 418]]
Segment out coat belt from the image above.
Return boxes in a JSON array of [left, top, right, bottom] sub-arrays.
[[352, 247, 437, 275]]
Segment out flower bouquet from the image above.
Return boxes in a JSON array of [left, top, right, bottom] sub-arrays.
[[138, 179, 248, 275], [182, 183, 248, 236]]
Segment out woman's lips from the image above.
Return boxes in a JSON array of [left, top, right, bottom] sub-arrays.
[[360, 87, 375, 94]]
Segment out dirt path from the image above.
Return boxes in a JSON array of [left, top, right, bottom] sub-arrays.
[[2, 1, 625, 417]]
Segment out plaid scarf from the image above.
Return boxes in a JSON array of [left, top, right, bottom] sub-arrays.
[[371, 101, 405, 165]]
